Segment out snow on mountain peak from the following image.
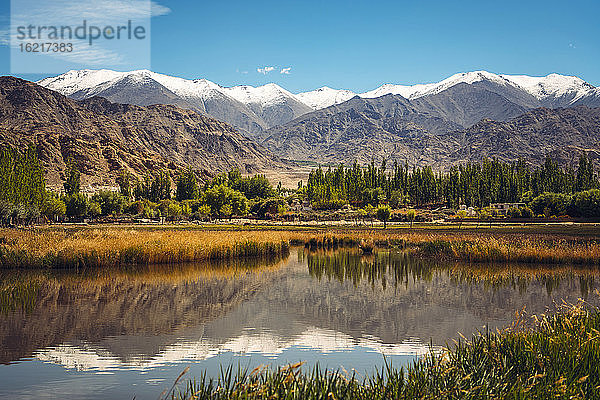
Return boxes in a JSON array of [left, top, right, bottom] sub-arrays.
[[360, 83, 423, 100], [296, 86, 356, 109], [501, 73, 594, 102], [361, 71, 518, 100], [38, 69, 124, 96], [37, 69, 598, 113], [223, 83, 300, 107]]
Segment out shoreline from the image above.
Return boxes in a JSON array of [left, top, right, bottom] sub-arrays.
[[1, 224, 600, 269]]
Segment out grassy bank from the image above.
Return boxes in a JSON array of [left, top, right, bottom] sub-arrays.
[[169, 303, 600, 400], [1, 225, 600, 268]]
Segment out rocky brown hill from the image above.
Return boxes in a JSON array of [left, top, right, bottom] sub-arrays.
[[261, 85, 533, 166], [442, 106, 600, 166], [260, 94, 462, 165], [0, 77, 289, 186], [263, 89, 600, 168]]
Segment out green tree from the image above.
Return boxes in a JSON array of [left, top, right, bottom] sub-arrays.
[[389, 190, 408, 209], [376, 205, 391, 228], [197, 204, 211, 220], [176, 168, 199, 201], [220, 204, 233, 220], [87, 200, 102, 218], [204, 184, 248, 218], [520, 207, 534, 218], [570, 189, 600, 218], [364, 204, 375, 227], [91, 191, 126, 216], [166, 202, 182, 220], [530, 192, 571, 217], [576, 155, 595, 192], [0, 146, 46, 224], [508, 207, 522, 219], [407, 209, 416, 229], [63, 159, 81, 195], [41, 194, 66, 221], [116, 169, 133, 199], [65, 193, 88, 219], [150, 171, 171, 202]]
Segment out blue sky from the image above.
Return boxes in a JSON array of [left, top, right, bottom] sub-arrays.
[[1, 0, 599, 93]]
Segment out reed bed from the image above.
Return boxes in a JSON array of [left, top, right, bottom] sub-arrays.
[[169, 302, 600, 400], [291, 230, 600, 265], [1, 225, 600, 268], [416, 235, 600, 265], [0, 228, 290, 269]]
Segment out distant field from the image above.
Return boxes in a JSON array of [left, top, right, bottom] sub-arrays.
[[260, 165, 313, 188]]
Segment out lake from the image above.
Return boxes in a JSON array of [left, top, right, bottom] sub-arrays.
[[1, 247, 599, 399]]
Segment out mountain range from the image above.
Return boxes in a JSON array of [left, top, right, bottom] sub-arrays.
[[38, 70, 312, 139], [39, 70, 600, 138], [0, 69, 596, 185], [0, 77, 290, 186]]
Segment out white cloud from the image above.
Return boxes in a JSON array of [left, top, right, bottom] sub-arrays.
[[280, 67, 291, 75], [151, 1, 171, 16], [4, 0, 170, 68], [10, 0, 169, 22], [257, 66, 275, 75]]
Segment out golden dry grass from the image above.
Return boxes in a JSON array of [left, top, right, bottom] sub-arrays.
[[1, 225, 600, 268], [0, 227, 291, 268]]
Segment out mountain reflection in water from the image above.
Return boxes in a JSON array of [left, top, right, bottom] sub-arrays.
[[1, 248, 599, 399]]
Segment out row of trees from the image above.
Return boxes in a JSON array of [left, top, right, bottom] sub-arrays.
[[0, 146, 46, 224], [303, 156, 599, 209], [52, 163, 285, 221], [1, 145, 599, 224]]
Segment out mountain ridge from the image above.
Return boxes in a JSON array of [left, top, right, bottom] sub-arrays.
[[38, 69, 600, 139], [0, 76, 290, 186]]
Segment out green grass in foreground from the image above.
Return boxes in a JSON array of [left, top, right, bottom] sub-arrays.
[[169, 303, 600, 400]]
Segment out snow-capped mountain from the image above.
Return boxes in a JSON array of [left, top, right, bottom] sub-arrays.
[[296, 86, 357, 109], [38, 69, 600, 141], [361, 71, 512, 100], [224, 83, 299, 107], [38, 70, 310, 138], [360, 71, 597, 108], [222, 83, 311, 127], [500, 73, 595, 107]]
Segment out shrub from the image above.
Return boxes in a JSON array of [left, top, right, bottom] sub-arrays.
[[41, 194, 66, 221], [569, 189, 600, 218], [530, 192, 571, 217], [520, 206, 534, 218], [91, 190, 126, 216], [64, 193, 88, 218]]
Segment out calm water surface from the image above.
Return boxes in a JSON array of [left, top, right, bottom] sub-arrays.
[[1, 248, 599, 399]]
